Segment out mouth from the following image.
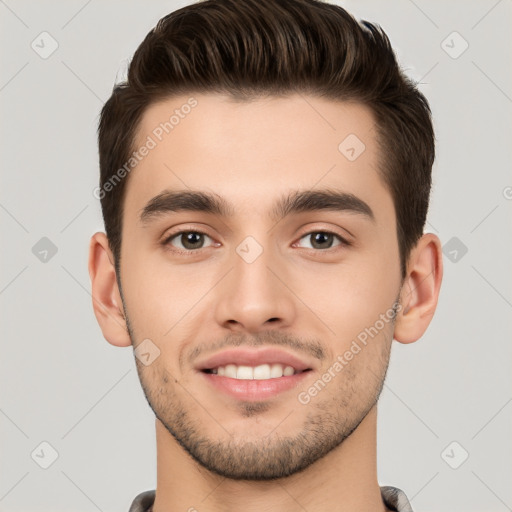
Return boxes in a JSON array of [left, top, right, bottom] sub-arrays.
[[196, 348, 315, 401], [202, 363, 310, 379]]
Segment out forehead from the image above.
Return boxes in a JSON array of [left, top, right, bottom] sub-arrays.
[[125, 93, 393, 224]]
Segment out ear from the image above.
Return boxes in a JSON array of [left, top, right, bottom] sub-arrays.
[[88, 232, 131, 347], [393, 232, 443, 344]]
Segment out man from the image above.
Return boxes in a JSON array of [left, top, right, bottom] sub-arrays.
[[88, 0, 443, 510]]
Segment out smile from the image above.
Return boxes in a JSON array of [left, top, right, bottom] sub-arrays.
[[203, 363, 306, 380]]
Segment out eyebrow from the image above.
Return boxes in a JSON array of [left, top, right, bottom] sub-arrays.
[[139, 188, 375, 225]]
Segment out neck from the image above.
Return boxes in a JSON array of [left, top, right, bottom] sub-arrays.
[[152, 405, 389, 512]]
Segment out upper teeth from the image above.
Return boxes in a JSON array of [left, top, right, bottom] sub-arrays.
[[211, 363, 297, 380]]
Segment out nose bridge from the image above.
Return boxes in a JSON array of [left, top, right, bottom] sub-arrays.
[[213, 234, 296, 332]]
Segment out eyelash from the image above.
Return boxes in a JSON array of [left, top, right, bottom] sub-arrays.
[[161, 229, 351, 255]]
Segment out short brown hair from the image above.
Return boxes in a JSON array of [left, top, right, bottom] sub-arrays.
[[98, 0, 435, 279]]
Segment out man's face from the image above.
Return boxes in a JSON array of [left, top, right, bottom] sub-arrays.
[[119, 93, 403, 479]]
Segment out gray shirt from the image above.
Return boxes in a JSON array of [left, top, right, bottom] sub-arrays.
[[128, 486, 414, 512]]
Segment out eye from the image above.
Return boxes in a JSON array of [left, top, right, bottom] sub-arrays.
[[162, 229, 350, 254], [163, 230, 216, 252], [295, 231, 349, 250]]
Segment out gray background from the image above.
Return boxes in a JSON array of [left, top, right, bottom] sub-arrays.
[[1, 0, 511, 511]]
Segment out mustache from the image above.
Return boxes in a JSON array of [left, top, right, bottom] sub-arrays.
[[185, 331, 326, 366]]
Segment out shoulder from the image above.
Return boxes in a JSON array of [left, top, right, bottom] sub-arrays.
[[128, 490, 156, 512], [381, 485, 414, 512]]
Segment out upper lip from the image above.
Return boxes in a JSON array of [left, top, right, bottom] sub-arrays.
[[195, 347, 316, 372]]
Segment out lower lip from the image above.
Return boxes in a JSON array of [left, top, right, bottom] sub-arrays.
[[200, 371, 312, 401]]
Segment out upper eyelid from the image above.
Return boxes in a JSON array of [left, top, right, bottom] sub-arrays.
[[296, 230, 348, 244]]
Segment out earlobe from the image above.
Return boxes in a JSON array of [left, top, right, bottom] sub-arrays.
[[88, 232, 132, 347], [393, 233, 443, 344]]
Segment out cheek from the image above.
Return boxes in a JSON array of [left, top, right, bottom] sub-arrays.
[[292, 249, 400, 351], [120, 252, 218, 354], [136, 358, 177, 410]]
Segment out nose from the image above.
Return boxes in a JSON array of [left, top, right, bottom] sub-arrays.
[[213, 244, 296, 333]]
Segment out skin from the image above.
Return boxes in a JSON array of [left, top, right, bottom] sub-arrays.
[[89, 93, 443, 512]]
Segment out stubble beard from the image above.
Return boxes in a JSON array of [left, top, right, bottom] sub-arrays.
[[130, 328, 393, 481]]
